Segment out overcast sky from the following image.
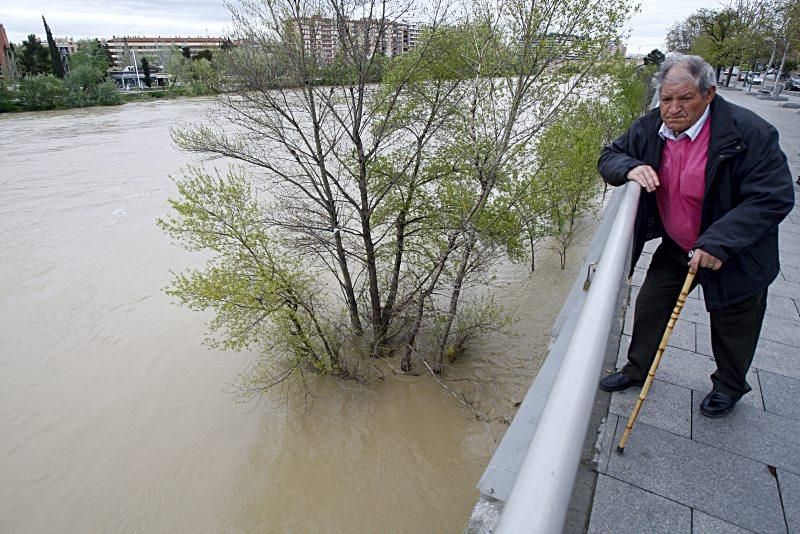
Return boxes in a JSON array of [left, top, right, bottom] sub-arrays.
[[3, 0, 724, 53]]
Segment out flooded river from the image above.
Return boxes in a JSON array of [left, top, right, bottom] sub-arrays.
[[0, 99, 585, 532]]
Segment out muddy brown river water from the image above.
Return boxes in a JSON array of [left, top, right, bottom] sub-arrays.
[[0, 98, 586, 532]]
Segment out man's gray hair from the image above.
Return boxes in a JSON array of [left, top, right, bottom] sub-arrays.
[[656, 54, 716, 95]]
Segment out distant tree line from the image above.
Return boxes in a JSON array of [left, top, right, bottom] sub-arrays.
[[0, 17, 121, 112], [0, 15, 228, 112], [664, 0, 800, 92]]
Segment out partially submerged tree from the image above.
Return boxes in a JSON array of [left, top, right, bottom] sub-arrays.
[[163, 0, 633, 393]]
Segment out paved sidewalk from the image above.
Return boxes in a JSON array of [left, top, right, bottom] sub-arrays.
[[588, 90, 800, 533]]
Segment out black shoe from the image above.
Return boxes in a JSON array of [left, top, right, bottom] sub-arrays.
[[599, 371, 643, 392], [699, 390, 740, 418]]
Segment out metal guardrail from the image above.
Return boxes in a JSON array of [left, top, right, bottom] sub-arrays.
[[471, 181, 641, 533], [494, 181, 640, 532]]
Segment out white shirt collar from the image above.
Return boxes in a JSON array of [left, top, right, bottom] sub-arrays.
[[658, 105, 710, 141]]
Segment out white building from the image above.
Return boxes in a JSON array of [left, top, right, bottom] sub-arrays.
[[106, 36, 227, 67]]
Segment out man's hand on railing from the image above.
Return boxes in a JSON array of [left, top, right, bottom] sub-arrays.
[[626, 164, 660, 193]]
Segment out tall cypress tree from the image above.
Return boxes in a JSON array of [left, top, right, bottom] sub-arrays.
[[141, 57, 152, 87], [42, 16, 65, 78]]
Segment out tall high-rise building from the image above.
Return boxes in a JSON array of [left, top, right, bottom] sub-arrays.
[[294, 16, 423, 65]]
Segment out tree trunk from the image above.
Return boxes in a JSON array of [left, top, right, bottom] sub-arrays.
[[434, 231, 475, 371], [773, 42, 789, 98], [724, 65, 734, 87], [767, 43, 776, 73]]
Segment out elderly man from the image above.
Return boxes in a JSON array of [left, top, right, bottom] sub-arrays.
[[597, 54, 795, 417]]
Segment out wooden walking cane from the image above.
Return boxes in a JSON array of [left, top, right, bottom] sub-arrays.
[[616, 269, 695, 453]]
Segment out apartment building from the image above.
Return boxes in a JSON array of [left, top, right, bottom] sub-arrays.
[[0, 24, 9, 72], [296, 16, 422, 65], [106, 36, 226, 67], [531, 33, 626, 61], [54, 38, 78, 59]]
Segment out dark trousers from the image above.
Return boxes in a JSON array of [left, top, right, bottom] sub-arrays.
[[622, 237, 768, 398]]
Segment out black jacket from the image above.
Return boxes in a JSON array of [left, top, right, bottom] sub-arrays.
[[598, 95, 795, 310]]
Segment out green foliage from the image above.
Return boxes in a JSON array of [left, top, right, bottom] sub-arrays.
[[158, 167, 344, 376], [17, 34, 51, 77], [165, 46, 217, 94], [532, 101, 607, 268], [193, 49, 213, 62], [2, 38, 122, 112], [0, 78, 18, 112], [64, 40, 122, 107], [189, 58, 218, 94], [511, 58, 652, 271], [17, 74, 66, 110], [668, 4, 781, 74], [643, 49, 665, 66]]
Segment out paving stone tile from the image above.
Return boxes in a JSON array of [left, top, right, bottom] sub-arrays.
[[693, 401, 800, 476], [767, 294, 800, 320], [637, 251, 654, 268], [611, 338, 763, 410], [779, 469, 800, 534], [609, 380, 691, 437], [615, 334, 630, 368], [588, 474, 691, 534], [782, 221, 800, 235], [697, 311, 800, 350], [781, 251, 800, 269], [596, 414, 619, 475], [679, 297, 711, 325], [759, 370, 800, 422], [622, 314, 696, 352], [631, 267, 647, 288], [769, 279, 800, 300], [782, 229, 800, 247], [761, 314, 800, 347], [622, 286, 638, 335], [657, 347, 763, 410], [752, 338, 800, 381], [606, 422, 785, 533], [642, 238, 662, 255], [688, 284, 704, 300], [783, 265, 800, 283], [669, 319, 696, 352], [692, 510, 755, 533], [695, 322, 713, 357]]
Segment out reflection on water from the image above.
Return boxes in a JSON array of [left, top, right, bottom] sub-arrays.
[[0, 99, 587, 532]]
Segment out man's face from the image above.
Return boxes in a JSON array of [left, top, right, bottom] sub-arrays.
[[659, 68, 716, 134]]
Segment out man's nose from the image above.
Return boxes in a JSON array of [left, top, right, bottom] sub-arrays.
[[667, 100, 681, 115]]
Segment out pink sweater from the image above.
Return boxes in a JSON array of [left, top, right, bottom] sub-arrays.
[[656, 118, 711, 252]]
